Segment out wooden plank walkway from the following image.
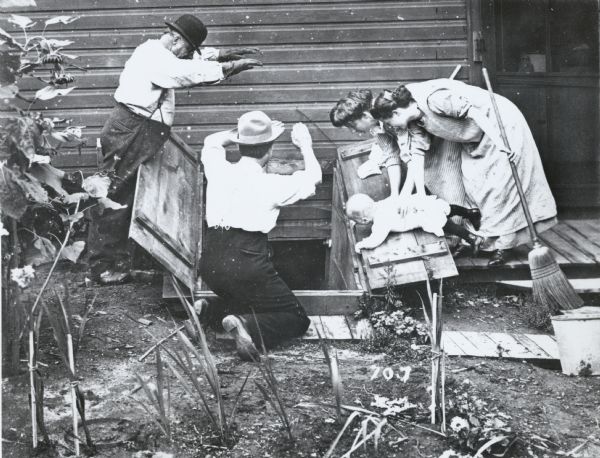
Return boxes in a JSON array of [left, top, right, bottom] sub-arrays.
[[441, 331, 558, 359], [216, 318, 558, 361], [456, 218, 600, 282]]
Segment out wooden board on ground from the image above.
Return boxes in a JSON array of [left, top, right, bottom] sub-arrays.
[[217, 315, 373, 341], [162, 275, 364, 316], [336, 140, 458, 289], [497, 278, 600, 294], [442, 331, 558, 359], [130, 133, 203, 290]]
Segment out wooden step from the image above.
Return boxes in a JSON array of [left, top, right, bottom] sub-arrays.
[[497, 278, 600, 294]]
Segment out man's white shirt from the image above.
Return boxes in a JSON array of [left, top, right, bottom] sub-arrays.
[[114, 40, 224, 126], [201, 136, 318, 234]]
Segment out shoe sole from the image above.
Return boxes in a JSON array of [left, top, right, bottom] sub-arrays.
[[222, 316, 259, 361]]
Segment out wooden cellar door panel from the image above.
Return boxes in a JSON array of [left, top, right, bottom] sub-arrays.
[[337, 140, 458, 289], [130, 133, 204, 290]]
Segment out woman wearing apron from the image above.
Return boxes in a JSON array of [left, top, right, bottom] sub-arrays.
[[371, 79, 557, 266], [330, 89, 480, 251]]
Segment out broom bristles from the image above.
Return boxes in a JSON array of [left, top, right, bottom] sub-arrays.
[[529, 244, 583, 313]]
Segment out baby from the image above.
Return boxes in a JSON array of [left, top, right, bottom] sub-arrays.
[[346, 193, 482, 253]]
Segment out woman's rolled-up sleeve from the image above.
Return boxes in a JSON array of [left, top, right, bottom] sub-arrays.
[[427, 89, 471, 119]]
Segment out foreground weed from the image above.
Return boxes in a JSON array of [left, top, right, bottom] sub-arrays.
[[164, 276, 250, 447], [317, 328, 343, 423], [131, 347, 171, 439], [252, 313, 294, 442]]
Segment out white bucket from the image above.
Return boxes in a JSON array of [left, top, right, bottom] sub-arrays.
[[551, 307, 600, 376]]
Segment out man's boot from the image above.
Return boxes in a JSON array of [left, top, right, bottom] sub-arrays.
[[222, 315, 260, 362]]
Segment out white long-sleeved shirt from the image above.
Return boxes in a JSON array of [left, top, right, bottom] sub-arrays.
[[201, 133, 320, 233], [114, 40, 224, 126]]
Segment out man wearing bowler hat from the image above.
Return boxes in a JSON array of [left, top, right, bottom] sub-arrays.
[[198, 111, 322, 360], [87, 14, 262, 284]]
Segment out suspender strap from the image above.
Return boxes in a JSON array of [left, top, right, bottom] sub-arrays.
[[149, 88, 168, 125]]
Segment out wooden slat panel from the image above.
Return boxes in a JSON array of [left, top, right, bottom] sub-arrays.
[[304, 316, 353, 340], [484, 332, 545, 360], [278, 201, 331, 221], [18, 77, 469, 109], [21, 43, 466, 72], [443, 331, 488, 357], [8, 0, 464, 11], [337, 140, 457, 289], [169, 288, 364, 316], [9, 23, 466, 48], [19, 4, 466, 30], [524, 334, 559, 359], [562, 220, 600, 262], [364, 240, 448, 268], [538, 229, 588, 264], [130, 134, 201, 289], [510, 333, 555, 359], [327, 169, 360, 290], [268, 221, 330, 241], [50, 145, 339, 170], [442, 331, 558, 360], [544, 224, 600, 264], [441, 333, 467, 356], [458, 331, 503, 357], [15, 61, 467, 91]]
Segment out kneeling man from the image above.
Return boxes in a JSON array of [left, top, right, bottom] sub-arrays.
[[199, 111, 322, 360]]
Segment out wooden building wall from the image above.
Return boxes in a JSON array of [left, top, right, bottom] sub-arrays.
[[3, 0, 470, 240]]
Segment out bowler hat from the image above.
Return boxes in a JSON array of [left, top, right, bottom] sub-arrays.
[[231, 111, 285, 145], [165, 14, 207, 54]]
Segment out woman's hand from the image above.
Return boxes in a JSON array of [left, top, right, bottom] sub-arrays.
[[500, 147, 517, 162]]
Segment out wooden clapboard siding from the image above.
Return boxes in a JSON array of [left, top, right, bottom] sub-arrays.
[[2, 0, 469, 240]]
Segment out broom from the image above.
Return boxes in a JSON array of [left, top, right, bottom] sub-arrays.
[[482, 68, 582, 317]]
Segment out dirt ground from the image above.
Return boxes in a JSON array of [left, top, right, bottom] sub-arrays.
[[2, 267, 600, 458]]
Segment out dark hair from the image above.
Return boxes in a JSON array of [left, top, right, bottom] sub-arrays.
[[329, 89, 373, 127], [238, 142, 273, 159], [371, 85, 414, 120]]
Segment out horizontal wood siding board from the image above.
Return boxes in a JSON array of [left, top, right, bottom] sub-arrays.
[[8, 22, 466, 48], [17, 76, 471, 109], [4, 0, 468, 242], [17, 4, 466, 30], [7, 1, 464, 14], [14, 42, 466, 70], [15, 62, 468, 92]]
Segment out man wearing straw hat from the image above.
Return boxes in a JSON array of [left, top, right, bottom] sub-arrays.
[[198, 111, 322, 360], [87, 13, 262, 285]]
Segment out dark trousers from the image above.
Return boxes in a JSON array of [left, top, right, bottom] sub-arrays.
[[87, 104, 170, 277], [199, 227, 311, 349]]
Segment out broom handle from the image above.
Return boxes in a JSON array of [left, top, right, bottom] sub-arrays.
[[482, 68, 539, 245]]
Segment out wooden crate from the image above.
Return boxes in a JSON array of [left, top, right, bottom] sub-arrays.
[[336, 140, 458, 289]]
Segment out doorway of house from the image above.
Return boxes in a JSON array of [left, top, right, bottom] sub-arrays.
[[479, 0, 600, 216]]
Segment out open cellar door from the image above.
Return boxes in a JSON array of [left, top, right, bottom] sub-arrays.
[[129, 133, 204, 291]]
